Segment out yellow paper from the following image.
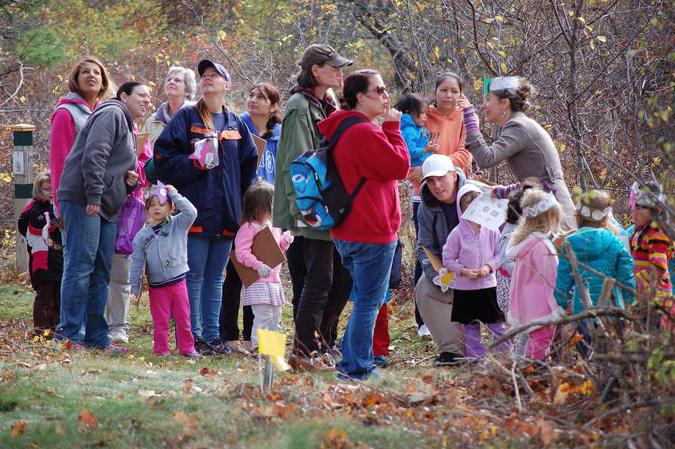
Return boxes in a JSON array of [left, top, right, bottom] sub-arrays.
[[257, 329, 286, 357]]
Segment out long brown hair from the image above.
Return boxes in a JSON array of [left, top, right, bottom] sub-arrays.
[[250, 83, 282, 139], [196, 99, 217, 131], [67, 56, 112, 100]]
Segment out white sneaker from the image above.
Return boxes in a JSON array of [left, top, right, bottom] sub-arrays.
[[417, 324, 432, 338], [109, 333, 129, 344]]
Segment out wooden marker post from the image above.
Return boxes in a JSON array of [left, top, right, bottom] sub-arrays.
[[11, 124, 36, 274]]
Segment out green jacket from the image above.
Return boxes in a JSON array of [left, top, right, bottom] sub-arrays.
[[272, 91, 333, 241]]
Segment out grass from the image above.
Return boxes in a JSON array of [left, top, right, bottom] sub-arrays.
[[0, 282, 448, 449]]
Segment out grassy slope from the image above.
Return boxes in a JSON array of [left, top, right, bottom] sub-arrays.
[[0, 283, 454, 449]]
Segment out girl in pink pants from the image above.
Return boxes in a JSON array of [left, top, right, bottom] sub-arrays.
[[505, 189, 565, 361], [130, 183, 198, 356]]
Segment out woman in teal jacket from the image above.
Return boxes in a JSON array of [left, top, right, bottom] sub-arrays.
[[555, 191, 636, 314]]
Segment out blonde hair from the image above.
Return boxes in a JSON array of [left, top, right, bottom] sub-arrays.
[[576, 189, 620, 234], [510, 189, 561, 246], [33, 172, 51, 200]]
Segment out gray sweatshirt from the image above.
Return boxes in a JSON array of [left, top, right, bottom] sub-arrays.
[[129, 191, 197, 295], [57, 100, 137, 222], [464, 111, 576, 229]]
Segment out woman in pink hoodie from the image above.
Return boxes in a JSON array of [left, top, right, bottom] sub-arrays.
[[442, 183, 505, 358], [50, 56, 112, 213], [505, 188, 564, 360]]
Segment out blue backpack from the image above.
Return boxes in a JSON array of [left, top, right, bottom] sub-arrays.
[[290, 116, 367, 230]]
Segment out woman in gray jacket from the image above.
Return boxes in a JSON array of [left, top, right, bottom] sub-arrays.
[[461, 77, 576, 229]]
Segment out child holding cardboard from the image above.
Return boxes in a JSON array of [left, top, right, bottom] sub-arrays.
[[234, 181, 293, 351]]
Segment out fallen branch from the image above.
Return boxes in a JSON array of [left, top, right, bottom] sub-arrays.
[[489, 308, 630, 350]]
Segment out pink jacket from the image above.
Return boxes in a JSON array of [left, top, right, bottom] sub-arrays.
[[234, 221, 293, 283], [49, 93, 97, 213], [442, 183, 500, 290], [506, 232, 564, 328], [132, 123, 152, 201]]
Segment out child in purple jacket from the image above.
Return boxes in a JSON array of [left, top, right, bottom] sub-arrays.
[[442, 183, 506, 358]]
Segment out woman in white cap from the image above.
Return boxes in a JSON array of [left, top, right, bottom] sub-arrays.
[[414, 154, 472, 366], [461, 77, 576, 229]]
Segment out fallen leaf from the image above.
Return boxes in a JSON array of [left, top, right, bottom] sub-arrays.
[[173, 411, 198, 437], [554, 383, 573, 405], [182, 381, 193, 394], [78, 408, 98, 431], [538, 419, 557, 446], [10, 420, 27, 437], [320, 427, 350, 449]]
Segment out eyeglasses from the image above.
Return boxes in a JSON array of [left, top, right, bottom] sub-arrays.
[[367, 86, 387, 96]]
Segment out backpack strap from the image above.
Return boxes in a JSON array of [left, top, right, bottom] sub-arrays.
[[326, 115, 368, 198]]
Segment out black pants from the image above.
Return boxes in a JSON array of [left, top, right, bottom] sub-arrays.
[[291, 237, 352, 356], [34, 281, 60, 332], [412, 201, 425, 327], [286, 237, 306, 319], [219, 260, 254, 341]]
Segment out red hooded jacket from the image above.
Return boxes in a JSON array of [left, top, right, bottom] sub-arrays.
[[318, 110, 410, 244]]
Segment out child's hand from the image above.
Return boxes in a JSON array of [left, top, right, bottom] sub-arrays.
[[257, 264, 272, 278], [165, 185, 177, 195], [478, 265, 492, 277], [460, 267, 480, 280], [282, 230, 294, 245], [424, 142, 440, 153]]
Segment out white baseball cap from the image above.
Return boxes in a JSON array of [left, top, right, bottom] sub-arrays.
[[422, 154, 455, 181]]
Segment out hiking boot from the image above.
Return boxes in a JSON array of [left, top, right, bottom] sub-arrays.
[[222, 340, 250, 355], [434, 352, 462, 367], [181, 351, 201, 358], [194, 338, 215, 356], [288, 354, 332, 373], [109, 332, 129, 344], [206, 340, 231, 355]]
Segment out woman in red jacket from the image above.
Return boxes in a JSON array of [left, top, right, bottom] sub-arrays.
[[317, 69, 410, 380]]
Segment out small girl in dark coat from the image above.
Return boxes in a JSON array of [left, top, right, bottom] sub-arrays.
[[18, 172, 63, 337]]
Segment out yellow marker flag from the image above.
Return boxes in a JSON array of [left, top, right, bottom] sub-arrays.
[[257, 329, 286, 357], [258, 329, 289, 372]]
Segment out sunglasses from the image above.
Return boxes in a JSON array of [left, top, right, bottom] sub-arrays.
[[367, 85, 387, 96]]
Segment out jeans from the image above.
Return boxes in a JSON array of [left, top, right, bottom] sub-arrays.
[[57, 200, 117, 348], [335, 240, 396, 379], [186, 235, 232, 342]]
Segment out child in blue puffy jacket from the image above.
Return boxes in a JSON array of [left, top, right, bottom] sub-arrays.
[[394, 94, 438, 167], [555, 190, 635, 356]]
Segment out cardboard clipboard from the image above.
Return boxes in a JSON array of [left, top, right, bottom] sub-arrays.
[[252, 135, 267, 166], [230, 226, 285, 287]]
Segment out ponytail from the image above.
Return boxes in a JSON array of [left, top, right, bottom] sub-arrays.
[[196, 99, 215, 131]]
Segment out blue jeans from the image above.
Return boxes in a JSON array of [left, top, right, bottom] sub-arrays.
[[335, 240, 396, 379], [186, 235, 232, 342], [57, 200, 117, 348]]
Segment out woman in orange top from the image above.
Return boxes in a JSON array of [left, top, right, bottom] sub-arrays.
[[410, 72, 472, 335]]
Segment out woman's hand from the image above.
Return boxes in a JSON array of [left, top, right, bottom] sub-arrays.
[[457, 95, 473, 111], [86, 204, 100, 216], [383, 106, 402, 123], [125, 170, 139, 187]]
